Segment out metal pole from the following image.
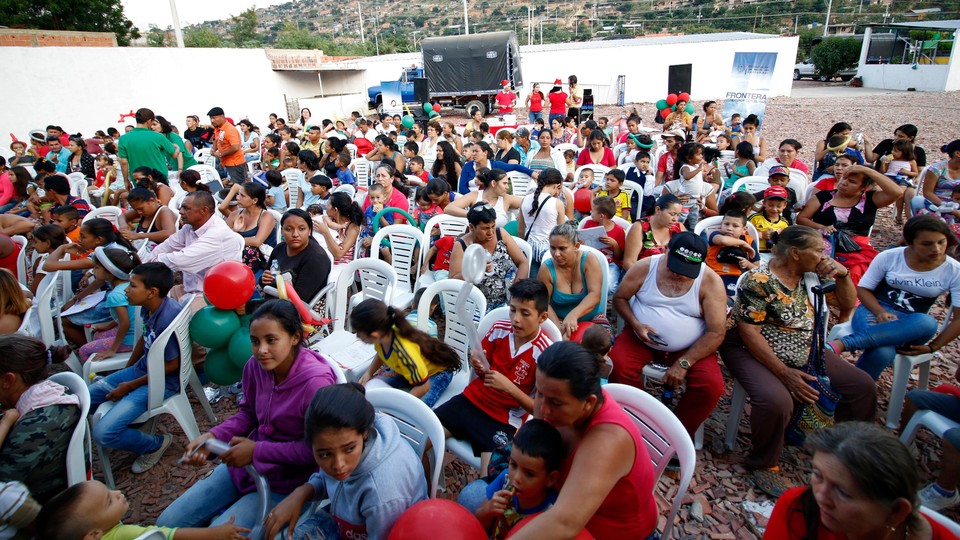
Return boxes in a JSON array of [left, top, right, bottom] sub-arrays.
[[168, 0, 184, 48], [795, 15, 799, 34], [463, 0, 470, 35], [358, 2, 365, 43], [823, 0, 833, 37]]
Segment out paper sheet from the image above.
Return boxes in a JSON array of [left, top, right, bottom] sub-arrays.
[[325, 338, 377, 370], [578, 226, 608, 252], [60, 291, 107, 317]]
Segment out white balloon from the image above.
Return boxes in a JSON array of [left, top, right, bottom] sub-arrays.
[[461, 243, 487, 285]]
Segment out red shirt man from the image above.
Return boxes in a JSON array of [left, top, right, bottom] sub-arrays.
[[495, 80, 517, 114]]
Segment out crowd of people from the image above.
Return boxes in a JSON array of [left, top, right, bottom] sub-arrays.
[[1, 86, 960, 540]]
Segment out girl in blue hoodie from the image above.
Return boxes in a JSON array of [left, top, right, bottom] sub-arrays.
[[158, 300, 338, 531], [265, 382, 428, 540]]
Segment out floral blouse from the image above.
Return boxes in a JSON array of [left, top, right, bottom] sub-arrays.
[[636, 218, 682, 261], [733, 264, 815, 369]]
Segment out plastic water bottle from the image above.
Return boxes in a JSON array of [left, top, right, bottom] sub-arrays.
[[270, 259, 280, 278], [662, 386, 675, 407]]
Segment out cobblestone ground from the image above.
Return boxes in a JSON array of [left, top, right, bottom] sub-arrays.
[[107, 84, 960, 538]]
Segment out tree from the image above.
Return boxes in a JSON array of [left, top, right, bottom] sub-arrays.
[[231, 7, 261, 48], [146, 26, 169, 47], [184, 27, 223, 48], [810, 37, 860, 77], [0, 0, 140, 45]]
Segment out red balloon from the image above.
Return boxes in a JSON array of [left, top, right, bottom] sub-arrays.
[[432, 103, 441, 113], [666, 93, 678, 106], [506, 513, 594, 539], [569, 321, 596, 344], [678, 92, 691, 102], [660, 108, 673, 120], [389, 499, 487, 540], [203, 261, 255, 310], [574, 187, 593, 214]]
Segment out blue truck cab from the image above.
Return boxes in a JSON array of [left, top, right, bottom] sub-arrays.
[[367, 66, 423, 113]]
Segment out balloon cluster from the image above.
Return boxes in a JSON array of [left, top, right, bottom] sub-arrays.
[[655, 92, 693, 120], [190, 261, 256, 386]]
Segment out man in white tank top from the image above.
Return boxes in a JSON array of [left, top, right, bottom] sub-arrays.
[[609, 232, 728, 439]]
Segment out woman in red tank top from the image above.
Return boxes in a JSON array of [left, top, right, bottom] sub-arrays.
[[526, 83, 545, 124], [508, 341, 657, 540]]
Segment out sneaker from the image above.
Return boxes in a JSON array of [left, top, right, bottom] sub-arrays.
[[132, 433, 173, 474], [918, 483, 960, 511]]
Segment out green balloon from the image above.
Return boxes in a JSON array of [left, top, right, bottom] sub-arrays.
[[422, 102, 433, 113], [227, 326, 253, 369], [655, 99, 668, 110], [428, 111, 440, 118], [685, 103, 695, 114], [204, 348, 243, 386], [190, 306, 240, 349], [401, 115, 415, 129]]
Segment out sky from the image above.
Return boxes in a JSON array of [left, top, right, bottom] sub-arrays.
[[120, 0, 290, 30]]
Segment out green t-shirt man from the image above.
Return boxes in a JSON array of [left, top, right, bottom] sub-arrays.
[[118, 127, 178, 180]]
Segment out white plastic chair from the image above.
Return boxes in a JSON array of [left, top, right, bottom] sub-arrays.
[[900, 409, 960, 446], [541, 245, 609, 319], [11, 235, 27, 286], [266, 208, 283, 246], [366, 388, 446, 497], [333, 258, 398, 333], [921, 506, 960, 535], [640, 364, 705, 450], [577, 215, 631, 232], [34, 271, 81, 374], [444, 306, 561, 469], [332, 184, 356, 200], [512, 238, 533, 278], [354, 158, 371, 189], [554, 143, 581, 156], [371, 224, 424, 310], [346, 143, 358, 160], [694, 215, 761, 256], [71, 178, 90, 203], [612, 142, 628, 163], [82, 206, 123, 228], [571, 164, 611, 189], [49, 371, 91, 486], [621, 179, 644, 208], [416, 215, 469, 289], [730, 176, 771, 196], [187, 164, 222, 186], [507, 171, 534, 197], [90, 295, 203, 488], [83, 307, 144, 381], [605, 383, 696, 540]]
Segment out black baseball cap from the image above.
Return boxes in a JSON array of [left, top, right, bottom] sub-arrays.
[[666, 232, 707, 279], [207, 107, 225, 117]]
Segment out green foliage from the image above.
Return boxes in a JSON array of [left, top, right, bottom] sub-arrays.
[[810, 37, 860, 77], [0, 0, 140, 45], [146, 26, 169, 47], [184, 27, 223, 48], [796, 27, 819, 63], [231, 7, 261, 48]]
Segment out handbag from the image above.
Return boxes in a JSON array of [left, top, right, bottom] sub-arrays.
[[832, 228, 862, 254], [784, 274, 842, 446]]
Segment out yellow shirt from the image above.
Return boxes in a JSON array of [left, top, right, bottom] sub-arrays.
[[598, 189, 632, 222], [748, 212, 789, 252], [376, 329, 446, 385], [104, 524, 176, 540]]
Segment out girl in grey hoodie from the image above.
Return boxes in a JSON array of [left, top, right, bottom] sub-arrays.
[[264, 383, 428, 540]]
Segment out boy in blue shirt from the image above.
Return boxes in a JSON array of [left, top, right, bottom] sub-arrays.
[[335, 151, 356, 186], [476, 419, 564, 540], [87, 262, 184, 474]]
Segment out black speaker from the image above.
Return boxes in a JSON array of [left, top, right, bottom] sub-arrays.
[[668, 64, 692, 95], [413, 78, 429, 104]]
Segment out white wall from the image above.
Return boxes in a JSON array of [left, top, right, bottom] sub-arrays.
[[945, 31, 960, 92], [858, 64, 950, 92], [0, 46, 291, 160]]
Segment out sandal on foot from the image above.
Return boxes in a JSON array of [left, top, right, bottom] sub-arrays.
[[753, 468, 791, 498]]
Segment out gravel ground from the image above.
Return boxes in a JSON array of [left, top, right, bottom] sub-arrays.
[[104, 81, 960, 538]]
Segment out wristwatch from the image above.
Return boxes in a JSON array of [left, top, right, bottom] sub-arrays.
[[678, 358, 691, 370]]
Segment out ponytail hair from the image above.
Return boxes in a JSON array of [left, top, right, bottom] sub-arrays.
[[178, 169, 209, 192], [350, 299, 461, 372], [328, 191, 363, 226], [80, 217, 135, 252], [528, 167, 563, 217]]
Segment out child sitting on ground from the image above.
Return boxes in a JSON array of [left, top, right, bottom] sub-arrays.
[[748, 186, 790, 254], [36, 480, 248, 540], [593, 169, 632, 222], [581, 197, 626, 296], [336, 151, 356, 186], [706, 210, 759, 296], [475, 419, 564, 540], [264, 170, 287, 211], [435, 280, 553, 464], [352, 298, 462, 407], [85, 263, 184, 474]]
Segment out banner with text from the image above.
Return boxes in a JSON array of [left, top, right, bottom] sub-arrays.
[[381, 81, 403, 116], [724, 52, 778, 133]]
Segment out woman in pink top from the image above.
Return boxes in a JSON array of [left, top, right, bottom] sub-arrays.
[[362, 163, 409, 225], [509, 341, 657, 540], [576, 130, 616, 168]]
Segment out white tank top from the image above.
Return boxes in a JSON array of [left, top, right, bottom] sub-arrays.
[[630, 254, 705, 352], [521, 192, 560, 245], [477, 189, 509, 228]]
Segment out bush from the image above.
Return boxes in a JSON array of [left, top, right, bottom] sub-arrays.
[[810, 37, 860, 77]]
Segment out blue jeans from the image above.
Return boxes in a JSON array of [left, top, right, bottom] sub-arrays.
[[528, 111, 543, 124], [457, 478, 490, 514], [372, 368, 453, 407], [0, 200, 20, 214], [89, 366, 171, 455], [840, 302, 940, 380], [293, 509, 341, 540], [607, 262, 622, 296], [157, 463, 287, 530]]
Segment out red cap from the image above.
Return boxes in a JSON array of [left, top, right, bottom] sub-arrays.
[[554, 78, 563, 85], [501, 79, 510, 87], [764, 186, 789, 200]]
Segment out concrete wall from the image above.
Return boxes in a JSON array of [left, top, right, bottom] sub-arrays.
[[0, 29, 116, 47], [858, 64, 950, 92]]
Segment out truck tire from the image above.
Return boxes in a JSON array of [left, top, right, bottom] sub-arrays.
[[818, 74, 830, 82], [840, 75, 853, 82], [793, 69, 801, 80], [376, 102, 384, 115], [465, 100, 486, 117]]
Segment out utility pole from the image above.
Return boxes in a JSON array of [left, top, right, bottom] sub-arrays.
[[411, 30, 420, 50], [463, 0, 470, 35], [794, 15, 799, 34], [168, 0, 184, 48], [753, 6, 758, 32], [540, 17, 543, 44], [697, 7, 702, 25], [358, 2, 365, 43], [528, 6, 533, 45], [823, 0, 833, 37]]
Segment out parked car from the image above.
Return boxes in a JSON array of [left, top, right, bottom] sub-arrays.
[[793, 59, 857, 81]]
